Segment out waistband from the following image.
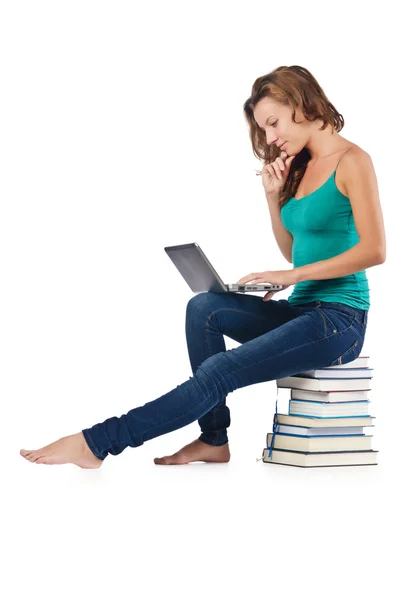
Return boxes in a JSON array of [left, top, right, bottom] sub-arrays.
[[297, 300, 368, 318]]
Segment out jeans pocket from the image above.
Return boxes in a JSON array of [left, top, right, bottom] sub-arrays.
[[315, 307, 356, 337]]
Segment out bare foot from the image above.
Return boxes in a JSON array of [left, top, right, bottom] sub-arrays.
[[154, 439, 230, 465], [20, 432, 104, 469]]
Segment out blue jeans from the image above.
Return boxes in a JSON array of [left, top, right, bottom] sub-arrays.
[[82, 293, 368, 460]]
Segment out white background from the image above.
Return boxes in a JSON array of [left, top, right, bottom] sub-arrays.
[[1, 1, 395, 598]]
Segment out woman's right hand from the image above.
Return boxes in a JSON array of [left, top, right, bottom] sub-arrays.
[[261, 150, 296, 196]]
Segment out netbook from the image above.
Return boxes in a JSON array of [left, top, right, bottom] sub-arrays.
[[164, 242, 283, 294]]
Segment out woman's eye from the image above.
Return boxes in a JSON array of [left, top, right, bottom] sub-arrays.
[[271, 121, 278, 127]]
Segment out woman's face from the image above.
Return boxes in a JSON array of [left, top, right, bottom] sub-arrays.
[[253, 97, 310, 156]]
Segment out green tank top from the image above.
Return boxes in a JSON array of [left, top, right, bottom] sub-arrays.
[[280, 149, 370, 310]]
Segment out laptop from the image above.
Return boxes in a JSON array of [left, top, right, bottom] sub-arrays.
[[164, 242, 283, 294]]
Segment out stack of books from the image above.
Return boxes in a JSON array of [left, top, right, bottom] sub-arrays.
[[258, 355, 378, 468]]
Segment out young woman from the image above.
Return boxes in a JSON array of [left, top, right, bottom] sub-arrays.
[[20, 65, 386, 469]]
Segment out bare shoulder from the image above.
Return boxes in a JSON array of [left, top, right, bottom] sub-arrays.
[[345, 143, 370, 158], [338, 143, 374, 196], [336, 142, 385, 260]]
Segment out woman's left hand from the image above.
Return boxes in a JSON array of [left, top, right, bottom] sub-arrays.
[[236, 269, 298, 301]]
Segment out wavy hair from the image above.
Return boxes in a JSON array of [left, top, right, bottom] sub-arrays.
[[243, 65, 344, 208]]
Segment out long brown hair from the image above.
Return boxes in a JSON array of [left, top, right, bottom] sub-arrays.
[[243, 65, 344, 208]]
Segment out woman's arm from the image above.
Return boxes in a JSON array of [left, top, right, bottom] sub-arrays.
[[266, 193, 293, 263], [294, 148, 386, 283], [294, 243, 384, 283]]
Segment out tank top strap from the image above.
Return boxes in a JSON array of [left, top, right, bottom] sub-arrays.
[[335, 147, 354, 172]]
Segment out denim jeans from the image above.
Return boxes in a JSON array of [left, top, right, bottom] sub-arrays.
[[82, 293, 368, 460]]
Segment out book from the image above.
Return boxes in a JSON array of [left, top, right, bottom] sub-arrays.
[[277, 376, 371, 392], [259, 356, 379, 468], [275, 413, 375, 427], [290, 388, 370, 403], [261, 448, 378, 467], [265, 432, 372, 452], [289, 399, 370, 418], [276, 423, 373, 436], [295, 368, 373, 379]]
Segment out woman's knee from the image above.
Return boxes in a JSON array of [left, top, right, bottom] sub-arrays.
[[186, 291, 225, 318]]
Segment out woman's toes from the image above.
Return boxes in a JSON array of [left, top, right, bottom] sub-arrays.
[[154, 456, 170, 465], [20, 433, 104, 468], [20, 449, 34, 461]]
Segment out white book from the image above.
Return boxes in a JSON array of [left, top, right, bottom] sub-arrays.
[[275, 413, 375, 427], [290, 388, 370, 403], [297, 368, 373, 379], [276, 424, 371, 436], [277, 376, 371, 392], [266, 432, 373, 452], [261, 448, 378, 467], [289, 399, 370, 417]]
